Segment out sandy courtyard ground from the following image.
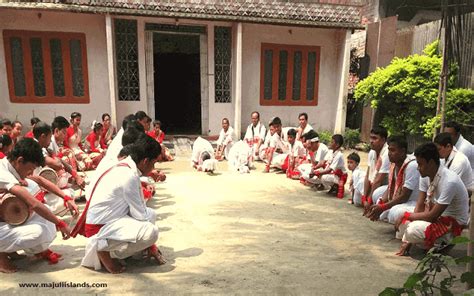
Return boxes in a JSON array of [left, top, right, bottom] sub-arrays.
[[1, 150, 468, 295]]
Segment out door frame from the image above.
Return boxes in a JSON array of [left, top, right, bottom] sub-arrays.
[[144, 23, 208, 134]]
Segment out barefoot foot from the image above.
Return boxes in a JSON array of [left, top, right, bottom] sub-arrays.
[[0, 253, 17, 273], [395, 242, 412, 256], [97, 251, 126, 274]]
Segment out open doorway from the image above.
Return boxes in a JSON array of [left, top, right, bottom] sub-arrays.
[[153, 33, 201, 134]]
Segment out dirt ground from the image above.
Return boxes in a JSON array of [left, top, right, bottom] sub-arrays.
[[1, 150, 468, 295]]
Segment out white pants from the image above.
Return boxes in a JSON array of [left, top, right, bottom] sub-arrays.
[[269, 153, 288, 169], [396, 220, 453, 246], [0, 213, 57, 255], [378, 202, 417, 224], [82, 208, 158, 270], [311, 174, 340, 188], [371, 185, 388, 205]]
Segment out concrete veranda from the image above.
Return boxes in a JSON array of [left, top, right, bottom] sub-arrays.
[[1, 151, 468, 295]]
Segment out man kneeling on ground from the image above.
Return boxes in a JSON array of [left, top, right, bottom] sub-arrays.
[[395, 143, 469, 256], [73, 136, 165, 273]]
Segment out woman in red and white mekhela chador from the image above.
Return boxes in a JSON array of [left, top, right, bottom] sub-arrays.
[[75, 137, 164, 273], [64, 112, 102, 171]]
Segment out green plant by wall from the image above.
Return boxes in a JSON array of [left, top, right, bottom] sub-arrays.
[[344, 128, 361, 148], [317, 130, 332, 145], [354, 40, 473, 138]]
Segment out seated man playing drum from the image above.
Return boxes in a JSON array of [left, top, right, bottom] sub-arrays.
[[0, 139, 72, 273]]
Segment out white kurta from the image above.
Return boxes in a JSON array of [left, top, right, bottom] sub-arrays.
[[398, 166, 469, 244], [191, 137, 215, 167], [351, 167, 366, 206], [216, 127, 237, 160], [81, 156, 158, 270], [243, 122, 266, 158], [455, 135, 474, 173], [268, 132, 290, 169], [227, 140, 253, 173], [367, 143, 390, 183], [441, 148, 473, 192], [0, 158, 56, 254], [298, 143, 330, 182], [378, 157, 420, 224], [96, 127, 124, 173]]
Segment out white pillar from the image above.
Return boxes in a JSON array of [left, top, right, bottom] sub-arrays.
[[233, 22, 243, 138], [333, 29, 351, 134], [105, 14, 118, 128]]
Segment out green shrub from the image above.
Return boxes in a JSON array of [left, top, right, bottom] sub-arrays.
[[344, 128, 360, 148], [354, 40, 473, 138], [317, 130, 332, 145]]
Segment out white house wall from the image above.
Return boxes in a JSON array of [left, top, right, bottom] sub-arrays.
[[0, 9, 110, 131], [241, 23, 343, 133]]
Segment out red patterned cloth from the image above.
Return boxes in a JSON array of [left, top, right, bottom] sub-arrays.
[[424, 216, 463, 248], [334, 169, 348, 199], [387, 158, 414, 201]]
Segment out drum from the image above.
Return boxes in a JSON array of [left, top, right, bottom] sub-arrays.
[[39, 167, 59, 185], [0, 193, 30, 226]]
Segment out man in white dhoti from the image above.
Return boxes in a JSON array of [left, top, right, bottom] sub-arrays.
[[362, 126, 390, 213], [445, 121, 473, 174], [32, 121, 80, 214], [310, 135, 348, 198], [395, 143, 469, 256], [227, 140, 252, 173], [366, 136, 420, 224], [434, 132, 473, 195], [215, 118, 237, 161], [243, 112, 267, 161], [192, 137, 218, 173], [73, 136, 165, 273], [0, 139, 71, 273], [296, 113, 313, 141], [263, 117, 290, 173], [347, 152, 365, 205], [297, 130, 330, 185]]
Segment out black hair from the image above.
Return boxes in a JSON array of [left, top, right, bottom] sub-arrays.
[[269, 117, 282, 127], [201, 151, 211, 162], [302, 130, 319, 141], [126, 120, 145, 133], [347, 152, 360, 164], [222, 118, 230, 124], [445, 121, 461, 134], [135, 111, 148, 121], [287, 128, 297, 138], [128, 135, 162, 164], [30, 117, 41, 126], [387, 135, 408, 153], [153, 120, 162, 127], [0, 134, 13, 150], [93, 122, 103, 133], [118, 144, 135, 158], [298, 112, 308, 121], [370, 126, 388, 140], [122, 114, 136, 130], [70, 112, 82, 120], [12, 120, 22, 128], [51, 116, 70, 131], [433, 132, 453, 147], [414, 142, 440, 166], [33, 122, 52, 139], [122, 128, 145, 146], [102, 113, 110, 121], [251, 111, 260, 119], [0, 119, 12, 128], [8, 138, 45, 166], [332, 134, 344, 147]]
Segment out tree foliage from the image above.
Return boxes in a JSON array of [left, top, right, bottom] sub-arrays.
[[354, 40, 473, 137]]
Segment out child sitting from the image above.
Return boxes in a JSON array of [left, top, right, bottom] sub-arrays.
[[347, 152, 365, 205], [147, 120, 174, 161]]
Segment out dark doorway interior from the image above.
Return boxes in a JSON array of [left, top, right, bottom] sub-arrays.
[[153, 33, 201, 134]]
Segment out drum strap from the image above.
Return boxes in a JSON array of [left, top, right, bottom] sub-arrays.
[[71, 163, 131, 238]]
